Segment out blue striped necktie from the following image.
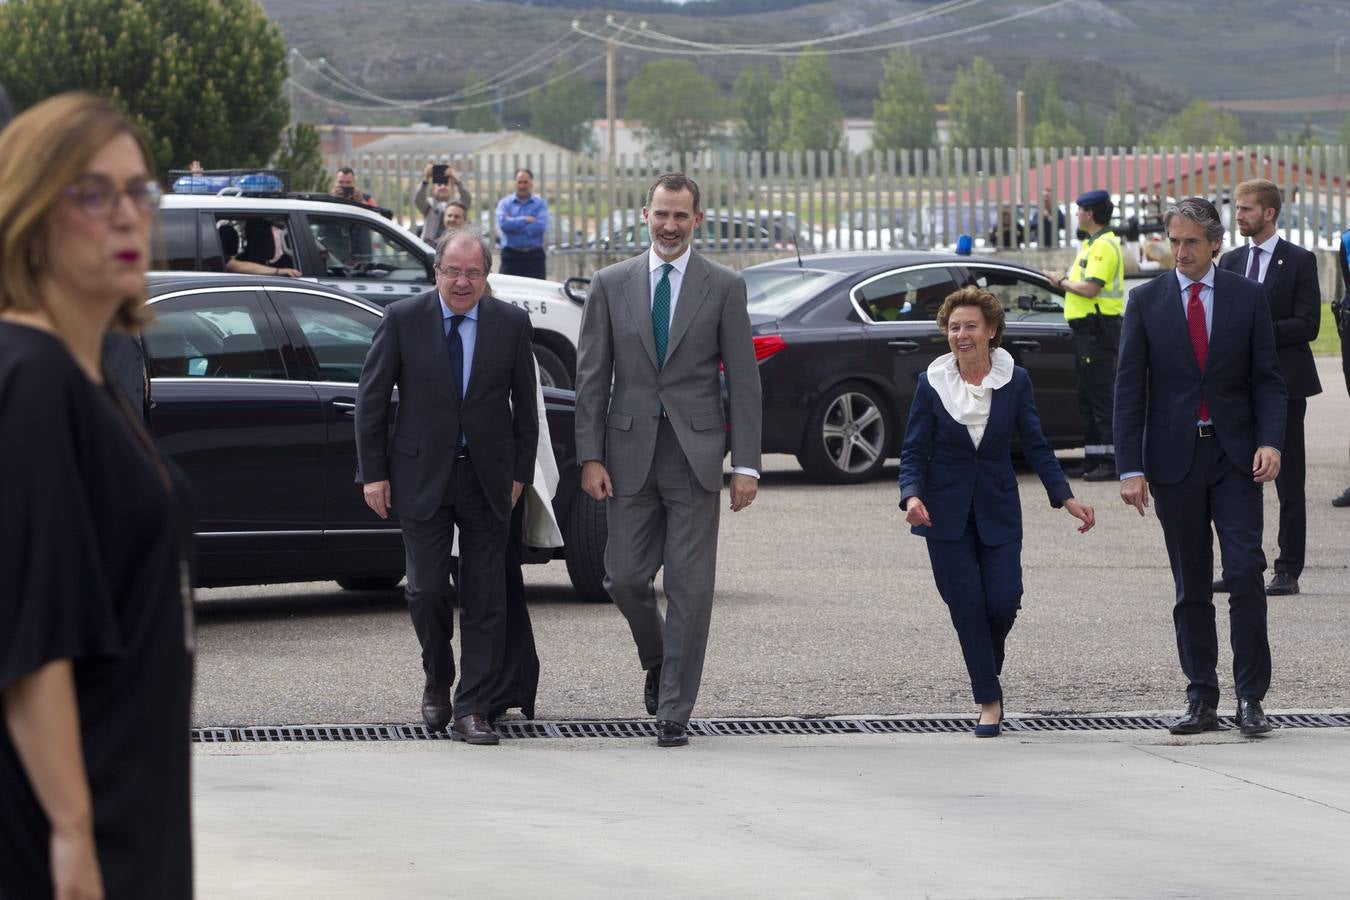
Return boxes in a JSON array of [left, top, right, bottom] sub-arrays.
[[653, 263, 673, 367]]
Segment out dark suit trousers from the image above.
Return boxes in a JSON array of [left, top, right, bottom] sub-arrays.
[[604, 417, 720, 725], [1152, 436, 1271, 707], [500, 246, 546, 280], [1273, 396, 1307, 578], [485, 499, 540, 720], [924, 512, 1023, 705], [399, 455, 509, 717]]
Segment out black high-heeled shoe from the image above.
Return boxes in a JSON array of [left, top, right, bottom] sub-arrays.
[[975, 699, 1003, 737]]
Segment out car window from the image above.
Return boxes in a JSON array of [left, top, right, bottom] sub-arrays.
[[307, 215, 429, 282], [743, 268, 847, 317], [964, 267, 1066, 323], [158, 209, 201, 270], [852, 266, 957, 323], [274, 290, 380, 384], [143, 290, 286, 379]]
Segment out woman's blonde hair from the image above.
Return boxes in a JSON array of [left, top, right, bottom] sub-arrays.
[[0, 92, 156, 330]]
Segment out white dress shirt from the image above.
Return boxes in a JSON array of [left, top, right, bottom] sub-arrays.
[[647, 246, 759, 480]]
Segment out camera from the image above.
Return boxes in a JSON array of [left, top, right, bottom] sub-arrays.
[[431, 164, 449, 185], [337, 185, 355, 199]]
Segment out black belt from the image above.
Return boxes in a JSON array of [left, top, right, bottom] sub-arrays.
[[1197, 424, 1215, 438], [455, 446, 471, 459]]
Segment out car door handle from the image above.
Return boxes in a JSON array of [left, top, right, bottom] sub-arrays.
[[887, 339, 920, 353], [332, 399, 356, 411], [1008, 339, 1042, 352]]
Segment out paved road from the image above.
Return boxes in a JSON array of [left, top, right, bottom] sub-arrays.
[[194, 358, 1350, 726]]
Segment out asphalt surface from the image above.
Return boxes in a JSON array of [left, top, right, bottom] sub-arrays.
[[193, 357, 1350, 726]]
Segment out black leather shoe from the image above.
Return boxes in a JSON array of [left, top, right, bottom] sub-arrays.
[[1211, 578, 1228, 593], [1167, 699, 1221, 735], [1332, 486, 1350, 508], [1237, 698, 1272, 735], [1060, 459, 1088, 478], [644, 664, 662, 716], [421, 685, 452, 733], [656, 720, 688, 747], [1082, 462, 1117, 482], [1266, 573, 1299, 595], [450, 714, 500, 745]]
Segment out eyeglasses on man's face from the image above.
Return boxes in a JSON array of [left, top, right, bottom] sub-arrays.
[[64, 174, 162, 219], [435, 264, 486, 281]]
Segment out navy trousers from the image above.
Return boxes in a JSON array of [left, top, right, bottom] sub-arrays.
[[925, 513, 1023, 705], [1151, 435, 1271, 707]]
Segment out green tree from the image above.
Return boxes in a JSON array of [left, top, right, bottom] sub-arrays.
[[0, 0, 287, 173], [733, 64, 774, 152], [626, 59, 728, 156], [1103, 88, 1140, 147], [272, 122, 326, 192], [526, 58, 595, 152], [947, 57, 1010, 148], [1149, 100, 1246, 146], [871, 50, 936, 151], [455, 72, 501, 132], [768, 50, 844, 153], [1020, 62, 1084, 147]]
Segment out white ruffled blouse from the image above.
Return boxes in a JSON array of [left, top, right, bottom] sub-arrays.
[[925, 347, 1014, 449]]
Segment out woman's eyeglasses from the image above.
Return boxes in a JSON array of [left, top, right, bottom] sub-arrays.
[[64, 174, 162, 219]]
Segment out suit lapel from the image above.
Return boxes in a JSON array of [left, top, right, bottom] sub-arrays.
[[1157, 275, 1202, 379], [423, 292, 459, 402], [1261, 239, 1287, 299], [621, 255, 660, 370], [1208, 270, 1235, 363], [665, 251, 711, 362]]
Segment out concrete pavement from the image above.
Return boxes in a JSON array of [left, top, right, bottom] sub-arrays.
[[195, 725, 1350, 898]]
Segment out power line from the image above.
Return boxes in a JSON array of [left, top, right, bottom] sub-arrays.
[[570, 0, 1078, 58]]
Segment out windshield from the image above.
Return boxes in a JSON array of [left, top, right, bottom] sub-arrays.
[[742, 268, 845, 317]]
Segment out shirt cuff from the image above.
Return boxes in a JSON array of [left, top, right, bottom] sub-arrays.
[[1119, 470, 1145, 481], [731, 466, 759, 479]]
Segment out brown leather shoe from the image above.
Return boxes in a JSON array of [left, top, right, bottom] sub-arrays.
[[421, 685, 452, 733], [450, 714, 500, 745]]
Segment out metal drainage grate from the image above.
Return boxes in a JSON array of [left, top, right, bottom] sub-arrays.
[[193, 712, 1350, 743]]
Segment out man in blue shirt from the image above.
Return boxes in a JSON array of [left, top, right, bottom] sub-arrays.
[[496, 168, 549, 279]]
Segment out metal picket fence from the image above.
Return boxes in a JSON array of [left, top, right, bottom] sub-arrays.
[[328, 144, 1350, 256]]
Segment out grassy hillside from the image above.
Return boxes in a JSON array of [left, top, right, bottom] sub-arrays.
[[263, 0, 1350, 140]]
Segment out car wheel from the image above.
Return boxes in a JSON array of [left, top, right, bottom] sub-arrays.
[[563, 486, 609, 602], [533, 343, 572, 390], [797, 381, 891, 483], [335, 575, 403, 591]]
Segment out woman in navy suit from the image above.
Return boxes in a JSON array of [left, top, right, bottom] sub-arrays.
[[900, 287, 1095, 736]]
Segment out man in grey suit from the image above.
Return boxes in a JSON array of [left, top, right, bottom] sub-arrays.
[[356, 228, 538, 746], [575, 173, 763, 747]]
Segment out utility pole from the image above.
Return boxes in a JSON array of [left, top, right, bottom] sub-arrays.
[[606, 36, 618, 241], [1015, 90, 1026, 216]]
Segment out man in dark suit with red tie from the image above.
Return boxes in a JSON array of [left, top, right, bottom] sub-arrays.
[[1213, 179, 1320, 596], [1114, 197, 1287, 737]]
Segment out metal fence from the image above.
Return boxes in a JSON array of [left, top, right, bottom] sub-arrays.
[[328, 144, 1350, 258]]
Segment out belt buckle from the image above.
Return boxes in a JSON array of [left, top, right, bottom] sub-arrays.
[[1197, 424, 1215, 438]]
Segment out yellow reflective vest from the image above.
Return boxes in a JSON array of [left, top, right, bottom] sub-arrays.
[[1064, 228, 1124, 320]]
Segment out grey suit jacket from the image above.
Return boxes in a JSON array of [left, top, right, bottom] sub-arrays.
[[355, 289, 538, 523], [574, 249, 762, 495]]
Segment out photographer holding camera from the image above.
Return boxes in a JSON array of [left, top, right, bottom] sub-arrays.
[[332, 166, 375, 206], [415, 161, 472, 246]]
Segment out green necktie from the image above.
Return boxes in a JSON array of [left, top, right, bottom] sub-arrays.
[[652, 262, 673, 367]]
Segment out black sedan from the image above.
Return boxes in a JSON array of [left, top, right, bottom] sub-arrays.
[[742, 251, 1083, 483], [140, 273, 607, 597]]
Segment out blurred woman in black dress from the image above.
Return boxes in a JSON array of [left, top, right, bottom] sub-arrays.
[[0, 93, 193, 898]]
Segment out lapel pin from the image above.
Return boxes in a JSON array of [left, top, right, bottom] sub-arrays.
[[1277, 259, 1283, 265]]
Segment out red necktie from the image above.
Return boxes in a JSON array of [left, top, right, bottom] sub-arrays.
[[1186, 282, 1210, 421]]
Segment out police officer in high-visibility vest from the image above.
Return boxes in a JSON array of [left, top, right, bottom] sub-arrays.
[[1043, 189, 1124, 481]]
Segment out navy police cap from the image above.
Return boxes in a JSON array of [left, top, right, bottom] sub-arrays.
[[1075, 189, 1111, 208]]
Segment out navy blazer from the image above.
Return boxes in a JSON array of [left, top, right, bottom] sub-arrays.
[[355, 290, 538, 523], [1113, 268, 1287, 486], [899, 366, 1071, 545], [1218, 239, 1322, 399]]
